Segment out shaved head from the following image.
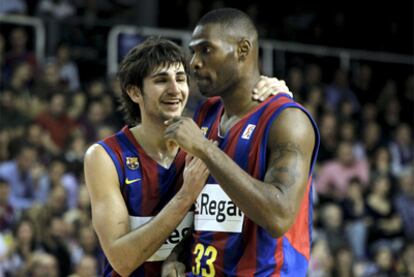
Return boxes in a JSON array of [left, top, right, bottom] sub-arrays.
[[197, 8, 258, 45]]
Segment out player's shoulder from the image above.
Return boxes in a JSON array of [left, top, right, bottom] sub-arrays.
[[84, 143, 108, 163], [268, 108, 315, 144]]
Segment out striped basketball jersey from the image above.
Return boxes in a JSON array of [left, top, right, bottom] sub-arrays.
[[97, 126, 190, 277], [189, 94, 320, 276]]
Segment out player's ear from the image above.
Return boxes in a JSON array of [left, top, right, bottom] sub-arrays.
[[237, 38, 251, 61], [126, 85, 142, 104]]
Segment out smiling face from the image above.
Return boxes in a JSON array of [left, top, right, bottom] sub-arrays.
[[129, 62, 189, 123]]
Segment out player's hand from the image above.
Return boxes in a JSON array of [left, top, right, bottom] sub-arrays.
[[252, 76, 292, 101], [181, 154, 209, 197], [161, 261, 186, 277], [164, 117, 208, 156]]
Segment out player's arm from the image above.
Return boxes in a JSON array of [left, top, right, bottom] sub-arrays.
[[164, 109, 315, 237], [84, 144, 208, 276]]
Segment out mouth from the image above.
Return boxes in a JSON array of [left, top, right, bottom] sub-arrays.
[[160, 99, 182, 109]]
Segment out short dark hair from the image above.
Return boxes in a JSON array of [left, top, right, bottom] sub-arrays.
[[117, 37, 189, 126], [197, 8, 258, 42]]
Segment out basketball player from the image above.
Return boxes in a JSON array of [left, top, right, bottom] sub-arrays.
[[84, 37, 291, 276], [163, 8, 320, 276]]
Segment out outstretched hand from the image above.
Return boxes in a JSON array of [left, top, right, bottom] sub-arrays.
[[252, 76, 292, 101]]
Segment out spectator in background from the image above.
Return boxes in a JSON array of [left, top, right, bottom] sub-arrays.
[[338, 121, 365, 160], [78, 100, 110, 143], [341, 178, 368, 259], [394, 171, 414, 241], [371, 246, 397, 276], [286, 66, 305, 101], [0, 178, 15, 232], [361, 121, 383, 160], [71, 255, 98, 277], [64, 185, 92, 244], [37, 158, 79, 209], [0, 144, 39, 211], [0, 33, 5, 87], [33, 62, 69, 106], [304, 63, 323, 90], [366, 175, 403, 254], [333, 247, 354, 277], [0, 89, 30, 131], [25, 123, 60, 159], [401, 74, 414, 122], [371, 147, 393, 179], [352, 64, 375, 105], [24, 251, 59, 277], [35, 93, 78, 151], [376, 79, 398, 113], [74, 225, 102, 271], [325, 68, 360, 114], [360, 102, 378, 131], [64, 133, 87, 178], [317, 141, 369, 201], [40, 216, 72, 276], [303, 85, 325, 121], [397, 242, 414, 276], [308, 238, 334, 277], [51, 43, 80, 91], [380, 98, 402, 137], [317, 112, 338, 163], [338, 99, 358, 123], [5, 62, 35, 117], [319, 203, 347, 254], [2, 219, 39, 276], [389, 123, 413, 177], [3, 28, 36, 82]]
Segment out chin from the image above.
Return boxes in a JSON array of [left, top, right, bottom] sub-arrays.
[[199, 88, 216, 97], [161, 111, 182, 121]]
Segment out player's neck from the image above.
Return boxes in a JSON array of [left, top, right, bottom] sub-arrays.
[[221, 72, 261, 118], [130, 123, 178, 167]]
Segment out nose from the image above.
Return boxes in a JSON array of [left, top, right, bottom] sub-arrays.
[[190, 54, 202, 71], [168, 80, 181, 94]]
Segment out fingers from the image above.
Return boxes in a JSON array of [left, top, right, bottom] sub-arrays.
[[164, 117, 182, 126], [185, 153, 193, 166], [253, 76, 287, 101], [175, 262, 186, 276], [253, 81, 293, 102]]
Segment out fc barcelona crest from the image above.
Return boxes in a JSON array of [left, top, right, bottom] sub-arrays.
[[126, 157, 139, 170]]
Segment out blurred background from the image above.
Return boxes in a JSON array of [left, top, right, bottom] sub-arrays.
[[0, 1, 413, 276]]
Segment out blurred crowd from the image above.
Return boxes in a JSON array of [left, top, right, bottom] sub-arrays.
[[0, 1, 413, 277]]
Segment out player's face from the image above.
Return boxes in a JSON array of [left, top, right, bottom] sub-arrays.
[[140, 63, 189, 122], [189, 24, 239, 97]]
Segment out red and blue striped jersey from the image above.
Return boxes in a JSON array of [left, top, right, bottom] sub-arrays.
[[189, 94, 320, 277], [97, 126, 187, 277]]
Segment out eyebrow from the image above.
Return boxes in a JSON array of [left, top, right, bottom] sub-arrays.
[[150, 70, 187, 78], [189, 39, 211, 49]]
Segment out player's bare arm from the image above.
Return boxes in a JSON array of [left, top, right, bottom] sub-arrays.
[[84, 144, 208, 276], [164, 109, 315, 237]]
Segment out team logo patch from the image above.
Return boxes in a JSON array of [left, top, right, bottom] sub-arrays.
[[201, 127, 209, 136], [126, 157, 139, 170], [241, 124, 256, 140]]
